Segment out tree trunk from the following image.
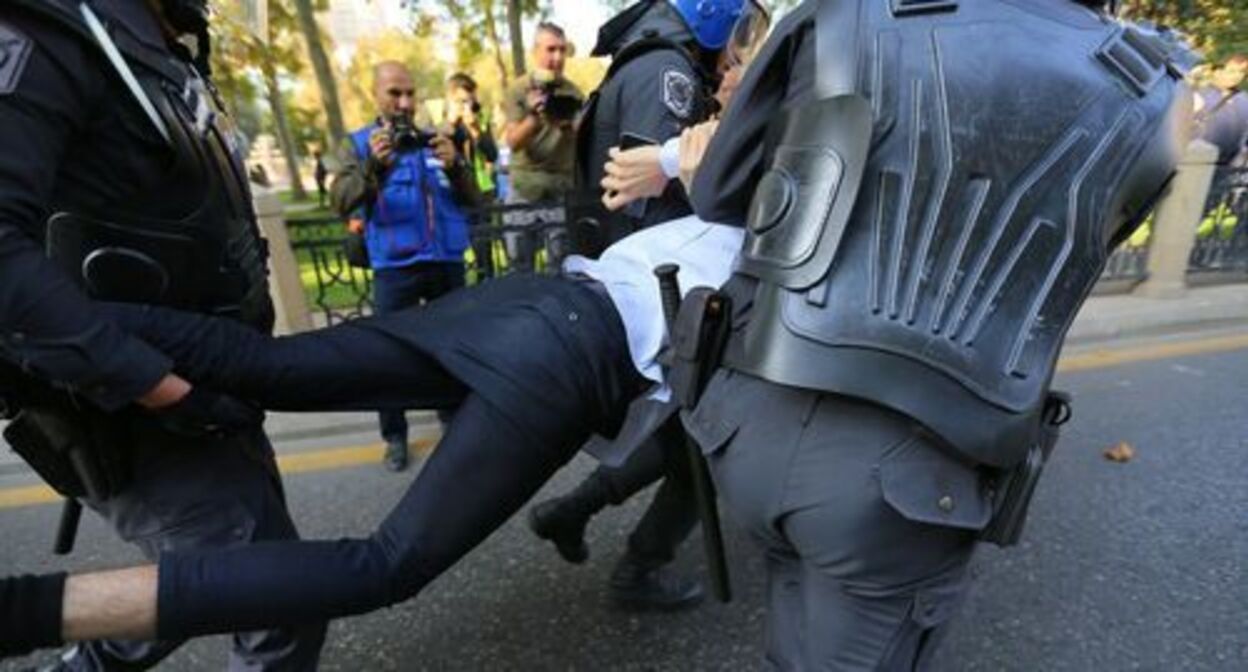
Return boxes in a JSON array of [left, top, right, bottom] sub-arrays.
[[263, 62, 308, 200], [507, 0, 525, 77], [482, 0, 510, 88], [292, 0, 347, 146]]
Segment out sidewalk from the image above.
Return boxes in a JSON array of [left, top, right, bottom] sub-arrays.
[[1067, 283, 1248, 343]]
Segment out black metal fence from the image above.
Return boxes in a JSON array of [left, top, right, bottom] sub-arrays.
[[1188, 165, 1248, 284], [1099, 165, 1248, 291], [286, 200, 580, 325], [291, 172, 1248, 323]]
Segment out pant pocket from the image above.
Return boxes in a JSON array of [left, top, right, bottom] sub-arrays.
[[878, 434, 993, 532]]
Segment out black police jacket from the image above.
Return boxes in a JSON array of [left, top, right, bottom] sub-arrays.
[[575, 2, 716, 250], [0, 0, 270, 411]]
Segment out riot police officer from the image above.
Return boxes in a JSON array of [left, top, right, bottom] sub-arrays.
[[529, 0, 753, 611], [677, 0, 1188, 668], [0, 0, 325, 668]]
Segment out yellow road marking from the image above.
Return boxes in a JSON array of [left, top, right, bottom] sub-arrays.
[[0, 485, 60, 509], [1, 331, 1246, 512], [0, 438, 438, 512], [1058, 332, 1248, 373]]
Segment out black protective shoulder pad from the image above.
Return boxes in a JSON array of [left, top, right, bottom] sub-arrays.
[[6, 0, 93, 42]]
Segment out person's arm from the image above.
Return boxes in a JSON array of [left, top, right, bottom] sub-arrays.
[[330, 129, 396, 217], [95, 303, 465, 413], [502, 82, 547, 152], [599, 119, 720, 211], [0, 12, 177, 412], [690, 7, 817, 225], [432, 137, 483, 209]]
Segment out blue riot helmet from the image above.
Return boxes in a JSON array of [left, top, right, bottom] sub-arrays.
[[669, 0, 749, 51]]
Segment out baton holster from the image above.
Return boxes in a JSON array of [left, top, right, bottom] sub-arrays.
[[979, 391, 1072, 547], [654, 266, 735, 602], [4, 406, 129, 502], [666, 287, 734, 410], [4, 404, 130, 554]]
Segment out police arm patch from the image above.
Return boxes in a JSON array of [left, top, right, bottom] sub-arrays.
[[662, 68, 694, 120], [0, 23, 33, 96]]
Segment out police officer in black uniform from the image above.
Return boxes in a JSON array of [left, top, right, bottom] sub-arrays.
[[0, 0, 325, 668], [529, 0, 750, 611], [676, 0, 1189, 668]]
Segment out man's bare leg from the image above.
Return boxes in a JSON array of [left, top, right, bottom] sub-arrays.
[[63, 566, 158, 642]]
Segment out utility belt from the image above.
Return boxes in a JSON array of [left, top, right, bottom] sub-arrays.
[[2, 403, 130, 503]]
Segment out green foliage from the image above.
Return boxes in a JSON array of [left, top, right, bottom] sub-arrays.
[[1122, 0, 1248, 64], [211, 0, 308, 126]]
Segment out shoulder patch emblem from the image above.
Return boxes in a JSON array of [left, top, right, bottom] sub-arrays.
[[0, 23, 33, 96], [662, 69, 694, 120]]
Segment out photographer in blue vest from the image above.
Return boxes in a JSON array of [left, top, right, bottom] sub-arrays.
[[332, 61, 482, 472]]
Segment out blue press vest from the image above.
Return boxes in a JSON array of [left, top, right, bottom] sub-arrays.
[[350, 126, 470, 269]]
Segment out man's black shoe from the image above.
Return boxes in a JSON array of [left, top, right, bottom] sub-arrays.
[[608, 560, 705, 612], [383, 439, 409, 472], [527, 498, 590, 564]]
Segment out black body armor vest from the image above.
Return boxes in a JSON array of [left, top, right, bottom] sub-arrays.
[[17, 0, 273, 331], [724, 0, 1189, 467]]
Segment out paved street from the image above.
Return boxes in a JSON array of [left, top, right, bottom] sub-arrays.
[[2, 326, 1246, 671]]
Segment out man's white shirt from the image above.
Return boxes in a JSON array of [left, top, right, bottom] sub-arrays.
[[563, 216, 745, 399]]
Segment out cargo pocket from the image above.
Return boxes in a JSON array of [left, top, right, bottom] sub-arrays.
[[877, 434, 992, 532]]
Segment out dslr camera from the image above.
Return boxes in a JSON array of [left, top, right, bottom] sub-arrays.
[[530, 79, 582, 123], [387, 114, 436, 151]]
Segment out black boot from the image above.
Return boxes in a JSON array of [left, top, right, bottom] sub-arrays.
[[384, 438, 409, 472], [527, 472, 613, 564], [608, 552, 705, 612]]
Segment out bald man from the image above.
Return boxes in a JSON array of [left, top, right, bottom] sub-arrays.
[[331, 61, 482, 471]]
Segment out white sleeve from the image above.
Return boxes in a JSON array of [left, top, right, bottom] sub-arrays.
[[659, 136, 681, 179]]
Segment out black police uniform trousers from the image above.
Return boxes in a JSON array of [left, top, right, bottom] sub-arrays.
[[70, 425, 327, 671], [96, 276, 645, 639], [686, 369, 985, 671]]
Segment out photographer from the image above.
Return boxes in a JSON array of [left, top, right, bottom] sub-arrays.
[[331, 61, 481, 472], [501, 22, 584, 272], [446, 72, 501, 277]]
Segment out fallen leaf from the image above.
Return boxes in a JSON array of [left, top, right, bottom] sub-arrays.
[[1103, 441, 1135, 463]]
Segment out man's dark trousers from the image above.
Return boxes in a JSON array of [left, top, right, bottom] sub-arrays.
[[599, 418, 699, 570], [373, 261, 467, 441]]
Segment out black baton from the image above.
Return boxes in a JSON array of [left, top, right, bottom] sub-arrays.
[[653, 264, 733, 602], [53, 499, 82, 556], [52, 445, 104, 556]]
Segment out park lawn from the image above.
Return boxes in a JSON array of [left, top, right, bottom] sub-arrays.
[[294, 240, 522, 312]]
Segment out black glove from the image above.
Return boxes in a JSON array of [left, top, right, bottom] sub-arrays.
[[0, 573, 67, 658], [152, 386, 264, 439]]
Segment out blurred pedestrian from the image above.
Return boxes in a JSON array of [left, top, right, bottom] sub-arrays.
[[314, 150, 329, 208]]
